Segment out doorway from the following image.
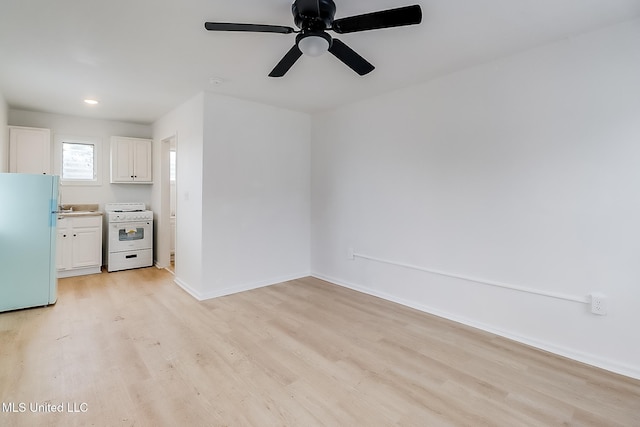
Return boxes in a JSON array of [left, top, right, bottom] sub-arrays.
[[161, 135, 177, 274], [169, 140, 176, 272]]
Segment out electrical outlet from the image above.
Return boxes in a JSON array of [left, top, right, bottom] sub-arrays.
[[590, 293, 608, 315], [347, 247, 354, 260]]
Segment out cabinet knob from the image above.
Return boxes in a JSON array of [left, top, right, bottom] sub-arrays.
[[63, 234, 67, 238]]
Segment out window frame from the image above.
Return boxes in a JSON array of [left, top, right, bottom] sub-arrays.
[[54, 134, 102, 186]]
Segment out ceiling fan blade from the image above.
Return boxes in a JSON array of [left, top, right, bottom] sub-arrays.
[[332, 5, 422, 34], [269, 45, 303, 77], [328, 39, 374, 76], [204, 22, 295, 34], [295, 0, 321, 17]]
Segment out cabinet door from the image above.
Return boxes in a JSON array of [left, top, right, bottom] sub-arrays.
[[71, 227, 102, 268], [57, 218, 72, 271], [111, 138, 134, 182], [110, 137, 152, 183], [56, 230, 65, 270], [132, 139, 152, 182], [9, 127, 51, 174]]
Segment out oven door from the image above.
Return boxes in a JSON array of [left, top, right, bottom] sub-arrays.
[[109, 221, 152, 252]]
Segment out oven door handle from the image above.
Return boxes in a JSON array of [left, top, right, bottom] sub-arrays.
[[111, 222, 151, 228]]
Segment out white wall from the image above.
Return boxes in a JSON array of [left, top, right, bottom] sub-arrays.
[[8, 109, 152, 208], [0, 93, 7, 172], [152, 92, 311, 299], [152, 93, 204, 295], [201, 93, 311, 298], [311, 20, 640, 378]]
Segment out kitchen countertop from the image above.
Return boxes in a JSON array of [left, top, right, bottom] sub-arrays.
[[58, 211, 103, 217], [57, 204, 103, 218]]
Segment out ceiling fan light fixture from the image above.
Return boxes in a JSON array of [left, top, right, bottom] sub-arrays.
[[298, 33, 331, 57]]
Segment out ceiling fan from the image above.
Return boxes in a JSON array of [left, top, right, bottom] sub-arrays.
[[204, 0, 422, 77]]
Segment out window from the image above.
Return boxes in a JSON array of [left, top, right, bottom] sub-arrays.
[[62, 142, 95, 180], [55, 135, 101, 185]]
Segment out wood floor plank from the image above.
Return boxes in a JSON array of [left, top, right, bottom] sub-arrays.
[[1, 268, 639, 426]]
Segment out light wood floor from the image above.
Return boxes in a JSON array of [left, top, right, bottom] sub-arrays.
[[1, 268, 638, 426]]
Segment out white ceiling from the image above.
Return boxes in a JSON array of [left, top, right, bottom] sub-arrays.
[[1, 0, 639, 125]]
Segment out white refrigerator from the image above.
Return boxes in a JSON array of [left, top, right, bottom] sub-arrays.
[[0, 173, 59, 312]]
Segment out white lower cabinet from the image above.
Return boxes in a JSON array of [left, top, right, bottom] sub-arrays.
[[57, 216, 103, 278]]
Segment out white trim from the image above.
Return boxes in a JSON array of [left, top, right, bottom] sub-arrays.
[[57, 266, 102, 278], [154, 262, 173, 274], [173, 272, 311, 302], [198, 272, 311, 301], [353, 251, 590, 304], [173, 276, 202, 301], [53, 133, 102, 186], [311, 271, 640, 380]]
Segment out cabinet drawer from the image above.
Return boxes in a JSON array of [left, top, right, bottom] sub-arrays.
[[71, 216, 102, 228], [107, 248, 152, 272]]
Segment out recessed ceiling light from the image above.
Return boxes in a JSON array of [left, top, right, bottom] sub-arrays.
[[84, 99, 99, 105]]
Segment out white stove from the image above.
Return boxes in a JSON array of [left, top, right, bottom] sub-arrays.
[[105, 203, 153, 222], [105, 203, 154, 272]]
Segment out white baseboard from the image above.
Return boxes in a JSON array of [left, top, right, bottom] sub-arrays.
[[173, 271, 311, 302], [173, 276, 202, 300], [198, 272, 311, 300], [57, 266, 102, 278], [311, 272, 640, 380]]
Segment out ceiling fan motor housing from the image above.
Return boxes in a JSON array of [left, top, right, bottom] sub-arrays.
[[292, 0, 337, 31]]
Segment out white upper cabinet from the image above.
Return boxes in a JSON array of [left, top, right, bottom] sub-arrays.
[[9, 126, 51, 174], [110, 136, 152, 183]]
